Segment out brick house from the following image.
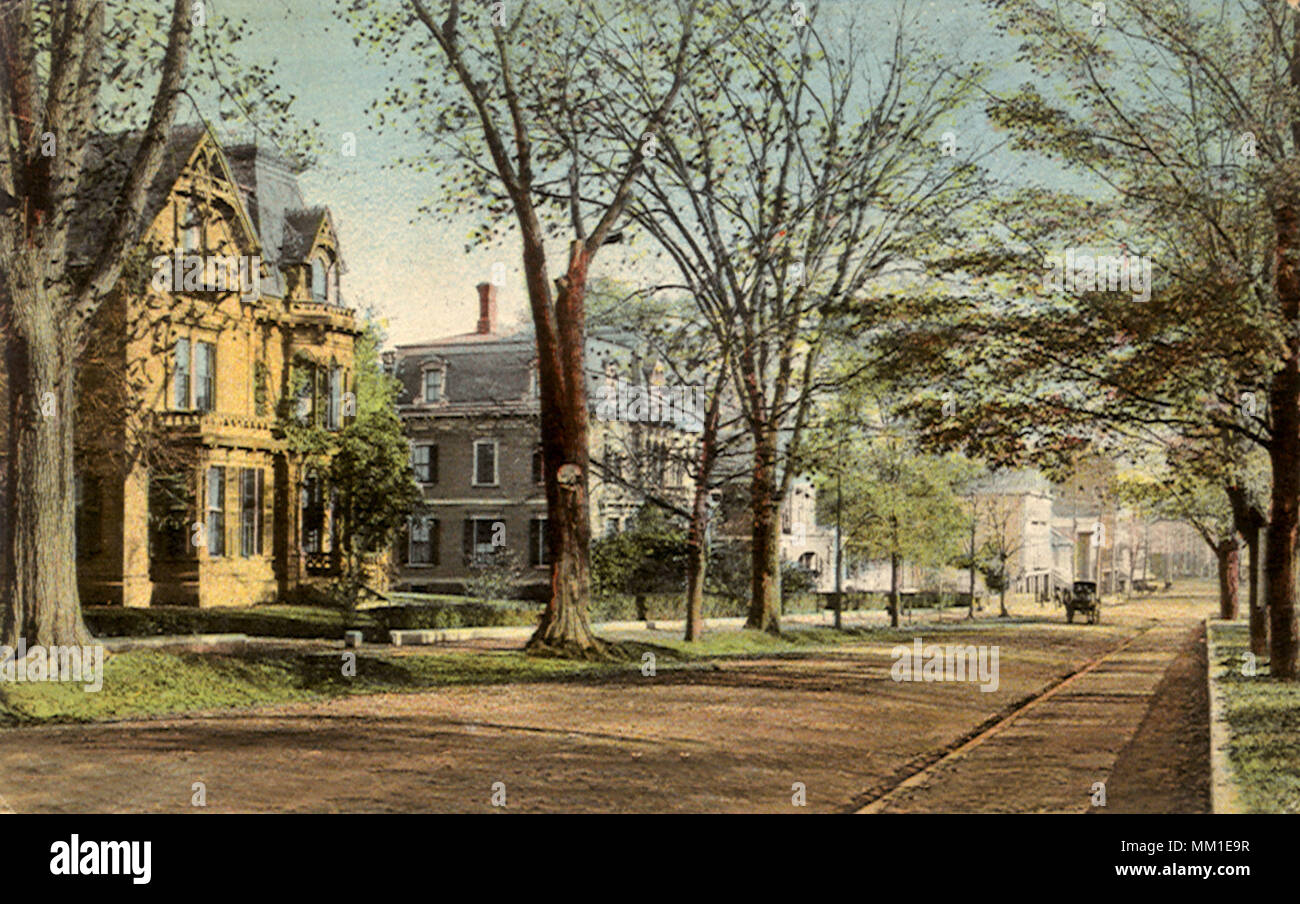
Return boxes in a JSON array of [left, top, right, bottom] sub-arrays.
[[390, 284, 700, 597], [71, 124, 360, 607]]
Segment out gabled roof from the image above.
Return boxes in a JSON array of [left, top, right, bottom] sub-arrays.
[[225, 138, 340, 296], [280, 206, 332, 263], [69, 123, 210, 265], [70, 124, 345, 305]]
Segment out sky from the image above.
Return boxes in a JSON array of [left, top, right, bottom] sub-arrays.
[[204, 0, 1029, 347]]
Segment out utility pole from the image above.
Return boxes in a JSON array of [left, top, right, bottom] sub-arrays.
[[967, 494, 978, 620], [834, 434, 843, 631]]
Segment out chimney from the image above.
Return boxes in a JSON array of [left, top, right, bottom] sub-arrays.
[[476, 282, 497, 335]]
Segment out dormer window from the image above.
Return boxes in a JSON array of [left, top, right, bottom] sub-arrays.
[[311, 257, 327, 301], [423, 366, 444, 404], [326, 262, 339, 305]]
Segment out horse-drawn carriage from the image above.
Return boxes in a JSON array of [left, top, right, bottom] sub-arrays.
[[1062, 580, 1100, 624]]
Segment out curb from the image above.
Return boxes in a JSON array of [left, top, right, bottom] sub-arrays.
[[1204, 616, 1246, 814], [102, 633, 249, 654]]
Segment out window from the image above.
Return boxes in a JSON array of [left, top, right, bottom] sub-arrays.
[[532, 447, 544, 485], [240, 468, 263, 557], [464, 517, 499, 563], [302, 472, 324, 553], [311, 258, 327, 301], [206, 467, 225, 557], [325, 366, 342, 430], [295, 363, 314, 423], [173, 337, 191, 410], [473, 440, 498, 486], [195, 341, 216, 412], [182, 197, 202, 253], [529, 517, 551, 567], [603, 439, 622, 481], [326, 263, 339, 305], [412, 444, 438, 484], [149, 473, 191, 559], [409, 516, 440, 565], [423, 368, 443, 403]]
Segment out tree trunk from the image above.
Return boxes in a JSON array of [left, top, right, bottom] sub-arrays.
[[998, 555, 1009, 617], [1247, 526, 1268, 657], [527, 242, 600, 657], [888, 551, 900, 628], [1227, 486, 1267, 656], [1216, 539, 1240, 621], [683, 368, 724, 643], [745, 425, 781, 632], [683, 501, 707, 641], [3, 288, 91, 648], [1267, 192, 1300, 679], [967, 517, 976, 620]]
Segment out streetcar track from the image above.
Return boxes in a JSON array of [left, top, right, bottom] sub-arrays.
[[848, 622, 1157, 814]]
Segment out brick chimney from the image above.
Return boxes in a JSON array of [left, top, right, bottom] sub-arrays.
[[476, 282, 497, 335]]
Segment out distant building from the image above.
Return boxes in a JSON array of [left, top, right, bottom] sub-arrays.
[[969, 470, 1056, 600], [389, 285, 700, 597]]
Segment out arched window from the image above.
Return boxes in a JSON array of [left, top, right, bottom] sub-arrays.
[[311, 257, 327, 301], [326, 263, 339, 305]]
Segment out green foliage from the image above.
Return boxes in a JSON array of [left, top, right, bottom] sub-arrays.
[[462, 549, 528, 604], [331, 406, 419, 553], [590, 507, 690, 599], [811, 408, 978, 573], [352, 312, 403, 419], [272, 316, 420, 610], [703, 540, 818, 604]]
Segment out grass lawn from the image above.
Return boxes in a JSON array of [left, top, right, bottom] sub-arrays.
[[1210, 621, 1300, 813], [0, 625, 898, 726], [0, 647, 624, 725]]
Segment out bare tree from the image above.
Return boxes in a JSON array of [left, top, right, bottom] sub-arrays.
[[975, 494, 1025, 619], [378, 0, 699, 655], [0, 0, 195, 646], [601, 1, 989, 631]]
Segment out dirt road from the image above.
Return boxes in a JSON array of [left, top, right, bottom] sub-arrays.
[[0, 597, 1212, 813]]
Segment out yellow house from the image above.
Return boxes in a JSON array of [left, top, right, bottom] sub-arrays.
[[73, 124, 360, 607]]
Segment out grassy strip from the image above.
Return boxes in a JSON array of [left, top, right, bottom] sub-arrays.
[[0, 622, 1019, 727], [0, 647, 625, 726], [1209, 621, 1300, 813]]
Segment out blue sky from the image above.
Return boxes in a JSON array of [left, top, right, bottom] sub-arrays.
[[204, 0, 1035, 346]]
